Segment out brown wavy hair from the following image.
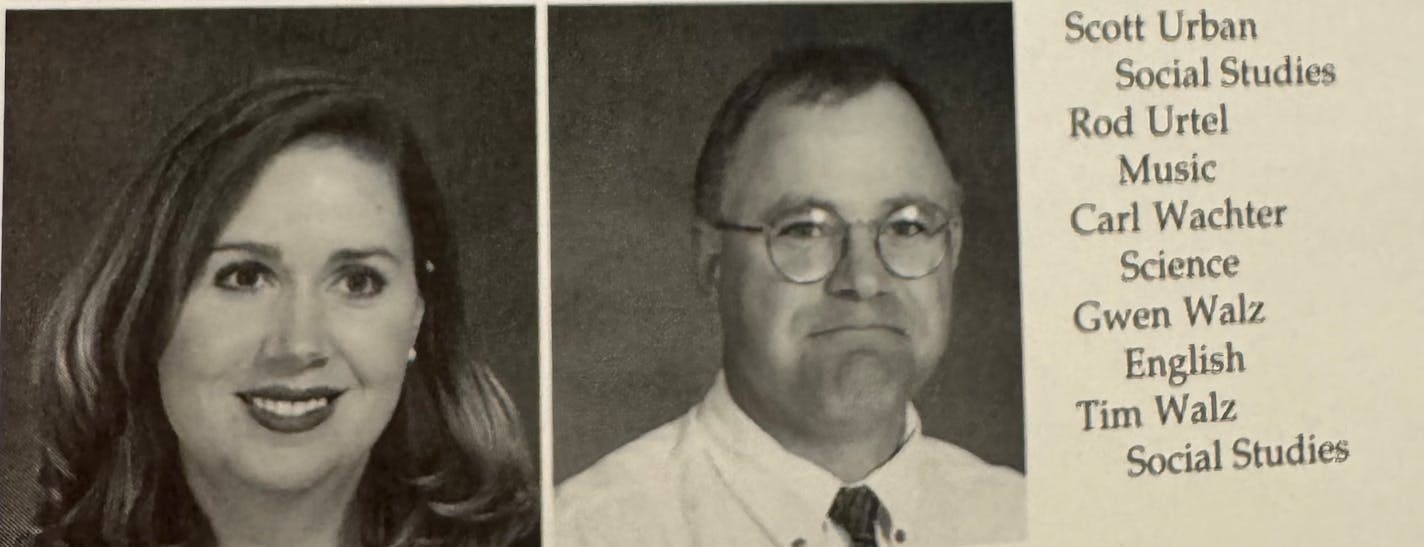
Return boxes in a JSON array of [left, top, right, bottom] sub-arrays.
[[29, 71, 537, 546]]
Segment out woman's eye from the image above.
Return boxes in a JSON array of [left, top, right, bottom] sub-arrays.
[[214, 262, 272, 291], [337, 268, 387, 298]]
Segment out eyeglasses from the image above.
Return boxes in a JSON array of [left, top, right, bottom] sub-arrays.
[[713, 203, 953, 283]]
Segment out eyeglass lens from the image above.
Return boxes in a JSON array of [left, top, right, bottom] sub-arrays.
[[765, 204, 949, 283]]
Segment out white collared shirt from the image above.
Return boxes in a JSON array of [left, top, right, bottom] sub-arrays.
[[556, 373, 1025, 547]]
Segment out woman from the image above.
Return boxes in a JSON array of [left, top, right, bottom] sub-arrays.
[[29, 72, 537, 546]]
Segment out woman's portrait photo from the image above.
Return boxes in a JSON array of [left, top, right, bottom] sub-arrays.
[[2, 8, 538, 547]]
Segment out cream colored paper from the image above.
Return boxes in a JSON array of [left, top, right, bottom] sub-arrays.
[[1017, 1, 1424, 544]]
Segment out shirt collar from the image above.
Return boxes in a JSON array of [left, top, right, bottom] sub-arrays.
[[694, 371, 926, 545], [861, 411, 925, 539]]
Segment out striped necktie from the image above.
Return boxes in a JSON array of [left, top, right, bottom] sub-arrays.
[[827, 485, 881, 547]]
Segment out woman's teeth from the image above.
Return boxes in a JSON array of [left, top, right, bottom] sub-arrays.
[[250, 397, 329, 417]]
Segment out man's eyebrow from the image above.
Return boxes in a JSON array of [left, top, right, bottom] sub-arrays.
[[760, 194, 839, 222], [883, 193, 951, 212], [329, 247, 400, 264], [757, 193, 952, 221], [210, 241, 281, 259]]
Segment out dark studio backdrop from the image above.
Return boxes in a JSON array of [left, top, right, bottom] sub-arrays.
[[1, 8, 536, 538], [551, 4, 1020, 481]]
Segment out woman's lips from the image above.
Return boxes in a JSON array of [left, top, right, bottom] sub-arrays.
[[235, 386, 345, 434]]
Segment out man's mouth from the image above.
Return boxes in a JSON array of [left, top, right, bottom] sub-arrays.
[[236, 386, 345, 433], [809, 324, 907, 337]]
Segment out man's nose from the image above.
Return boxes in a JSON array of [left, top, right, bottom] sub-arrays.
[[825, 225, 888, 299], [266, 289, 330, 370]]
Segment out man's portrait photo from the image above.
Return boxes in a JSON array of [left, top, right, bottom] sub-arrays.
[[550, 4, 1023, 546]]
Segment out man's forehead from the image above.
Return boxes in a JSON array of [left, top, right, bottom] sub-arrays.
[[757, 192, 950, 220], [719, 82, 955, 220]]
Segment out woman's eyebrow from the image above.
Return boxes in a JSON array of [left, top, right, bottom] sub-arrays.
[[329, 247, 400, 264], [210, 241, 281, 259]]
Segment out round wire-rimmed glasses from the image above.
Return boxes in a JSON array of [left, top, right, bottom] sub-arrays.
[[713, 202, 953, 283]]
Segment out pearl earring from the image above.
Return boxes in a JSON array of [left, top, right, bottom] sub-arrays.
[[406, 347, 418, 365]]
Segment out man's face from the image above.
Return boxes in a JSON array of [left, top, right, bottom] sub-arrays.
[[711, 82, 961, 441]]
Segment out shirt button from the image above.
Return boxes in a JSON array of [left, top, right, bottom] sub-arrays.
[[791, 539, 807, 547], [895, 529, 908, 543]]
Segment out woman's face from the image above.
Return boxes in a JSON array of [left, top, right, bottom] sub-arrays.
[[158, 136, 424, 493]]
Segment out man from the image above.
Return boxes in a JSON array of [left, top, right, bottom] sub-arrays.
[[557, 46, 1025, 546]]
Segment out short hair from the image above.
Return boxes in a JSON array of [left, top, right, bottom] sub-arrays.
[[30, 72, 536, 546], [693, 45, 962, 221]]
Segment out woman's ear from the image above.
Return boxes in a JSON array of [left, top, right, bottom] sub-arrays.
[[411, 294, 426, 337], [413, 260, 431, 335], [693, 220, 721, 296]]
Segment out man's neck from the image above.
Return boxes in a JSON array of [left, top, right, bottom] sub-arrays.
[[724, 371, 909, 483], [775, 417, 907, 483]]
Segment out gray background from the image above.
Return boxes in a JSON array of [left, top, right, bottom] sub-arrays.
[[551, 4, 1021, 482], [2, 9, 536, 540]]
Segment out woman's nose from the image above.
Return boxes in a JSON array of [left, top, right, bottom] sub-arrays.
[[265, 289, 330, 369]]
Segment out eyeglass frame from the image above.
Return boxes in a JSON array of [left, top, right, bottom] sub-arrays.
[[709, 203, 957, 284]]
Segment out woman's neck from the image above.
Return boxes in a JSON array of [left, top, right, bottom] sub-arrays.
[[183, 458, 367, 547]]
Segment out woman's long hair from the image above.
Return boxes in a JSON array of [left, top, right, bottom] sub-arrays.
[[30, 71, 537, 546]]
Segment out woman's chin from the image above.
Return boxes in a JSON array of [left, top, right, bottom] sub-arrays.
[[217, 448, 368, 495]]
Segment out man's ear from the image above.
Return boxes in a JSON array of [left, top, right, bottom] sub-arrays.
[[693, 219, 722, 296], [946, 215, 965, 275]]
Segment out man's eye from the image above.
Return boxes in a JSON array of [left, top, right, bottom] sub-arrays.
[[214, 262, 273, 291], [337, 268, 387, 298], [776, 221, 828, 239], [885, 204, 948, 238], [887, 220, 929, 237]]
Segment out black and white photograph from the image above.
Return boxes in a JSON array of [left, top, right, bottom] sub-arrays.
[[12, 1, 1420, 546], [2, 8, 539, 546], [549, 4, 1023, 546]]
